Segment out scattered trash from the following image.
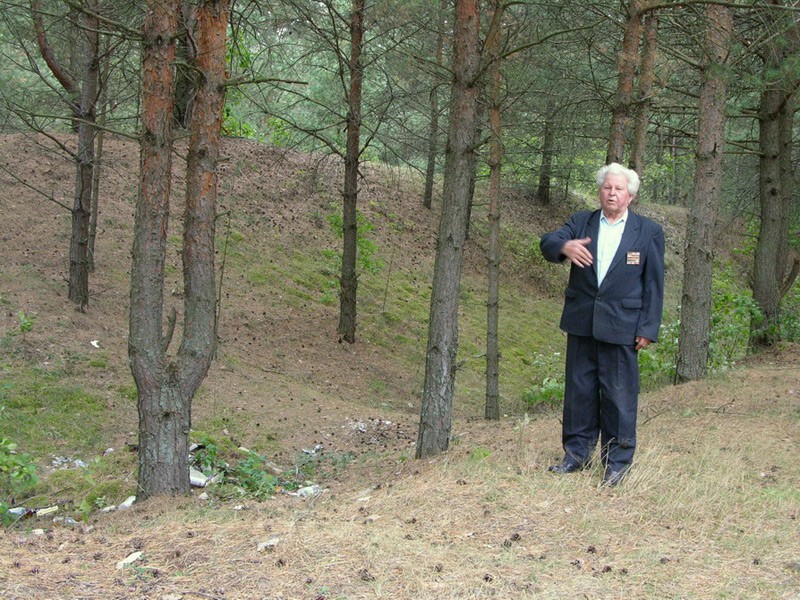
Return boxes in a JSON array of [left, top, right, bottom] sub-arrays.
[[90, 340, 100, 348], [190, 467, 209, 487], [302, 444, 324, 455], [257, 537, 280, 553], [36, 506, 59, 517], [294, 484, 321, 498], [118, 496, 136, 510], [100, 505, 117, 513], [31, 529, 45, 536], [103, 448, 114, 456], [116, 551, 144, 570], [197, 492, 209, 501], [51, 456, 89, 470], [54, 516, 80, 528]]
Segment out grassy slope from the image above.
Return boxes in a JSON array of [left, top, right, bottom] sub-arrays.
[[1, 133, 798, 599]]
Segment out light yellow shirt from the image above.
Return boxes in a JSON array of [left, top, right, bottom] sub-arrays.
[[597, 210, 628, 285]]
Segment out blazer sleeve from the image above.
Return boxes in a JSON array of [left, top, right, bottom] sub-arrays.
[[637, 223, 665, 342], [540, 212, 587, 263]]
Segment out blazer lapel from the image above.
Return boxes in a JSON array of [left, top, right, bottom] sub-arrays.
[[602, 212, 640, 285]]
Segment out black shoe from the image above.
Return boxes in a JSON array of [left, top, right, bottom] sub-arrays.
[[548, 460, 584, 474], [602, 468, 629, 486]]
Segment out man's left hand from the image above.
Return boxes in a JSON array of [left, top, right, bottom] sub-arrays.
[[635, 336, 653, 351]]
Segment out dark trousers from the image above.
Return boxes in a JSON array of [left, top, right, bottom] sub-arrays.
[[561, 334, 639, 471]]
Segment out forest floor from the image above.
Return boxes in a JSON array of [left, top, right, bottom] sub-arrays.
[[0, 133, 798, 599]]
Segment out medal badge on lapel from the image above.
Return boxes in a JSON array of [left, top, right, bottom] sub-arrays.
[[626, 251, 640, 265]]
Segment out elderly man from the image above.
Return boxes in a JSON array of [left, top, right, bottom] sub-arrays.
[[539, 163, 665, 485]]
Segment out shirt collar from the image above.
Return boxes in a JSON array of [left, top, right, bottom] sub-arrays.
[[600, 209, 628, 225]]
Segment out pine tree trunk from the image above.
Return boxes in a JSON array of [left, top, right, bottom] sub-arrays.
[[416, 0, 481, 458], [606, 0, 643, 165], [68, 2, 99, 310], [423, 0, 447, 210], [174, 2, 198, 129], [484, 4, 504, 421], [338, 0, 365, 344], [536, 101, 555, 205], [131, 0, 181, 498], [132, 0, 227, 500], [675, 5, 731, 383], [630, 13, 658, 177], [182, 0, 226, 383], [750, 19, 799, 349]]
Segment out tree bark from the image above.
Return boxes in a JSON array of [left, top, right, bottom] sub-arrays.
[[423, 0, 447, 210], [416, 0, 481, 458], [131, 0, 181, 497], [675, 5, 731, 383], [629, 12, 658, 177], [464, 118, 481, 241], [337, 0, 365, 344], [32, 0, 98, 308], [182, 0, 226, 387], [749, 15, 799, 349], [68, 0, 99, 310], [131, 0, 227, 499], [606, 0, 644, 165], [484, 2, 505, 421], [174, 2, 198, 130], [536, 100, 555, 205], [89, 31, 111, 273]]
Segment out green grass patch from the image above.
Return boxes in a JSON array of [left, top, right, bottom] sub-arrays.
[[0, 371, 109, 460]]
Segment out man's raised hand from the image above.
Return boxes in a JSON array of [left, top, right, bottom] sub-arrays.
[[562, 237, 593, 268]]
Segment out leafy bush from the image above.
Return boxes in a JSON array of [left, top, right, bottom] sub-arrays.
[[189, 434, 284, 500], [17, 311, 34, 333], [640, 319, 680, 390], [225, 453, 278, 500], [0, 434, 38, 504], [522, 377, 564, 410], [780, 286, 800, 342], [710, 265, 762, 368]]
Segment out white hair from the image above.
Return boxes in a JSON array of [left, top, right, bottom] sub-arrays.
[[596, 163, 640, 197]]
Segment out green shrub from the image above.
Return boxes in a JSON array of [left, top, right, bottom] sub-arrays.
[[225, 453, 278, 499], [780, 286, 800, 342], [189, 434, 283, 500], [640, 319, 679, 390], [710, 265, 762, 368], [522, 377, 564, 410], [0, 435, 38, 499]]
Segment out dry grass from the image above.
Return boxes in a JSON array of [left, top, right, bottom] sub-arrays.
[[2, 353, 799, 600]]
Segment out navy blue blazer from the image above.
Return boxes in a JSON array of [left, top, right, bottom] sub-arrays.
[[540, 209, 665, 345]]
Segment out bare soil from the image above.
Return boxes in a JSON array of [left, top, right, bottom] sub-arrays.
[[1, 133, 799, 599]]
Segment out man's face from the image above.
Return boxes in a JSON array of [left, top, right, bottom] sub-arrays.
[[598, 173, 633, 220]]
